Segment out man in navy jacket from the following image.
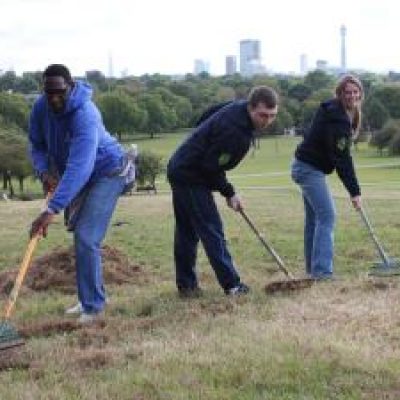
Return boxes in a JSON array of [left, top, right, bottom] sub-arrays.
[[167, 86, 279, 296], [29, 64, 130, 323]]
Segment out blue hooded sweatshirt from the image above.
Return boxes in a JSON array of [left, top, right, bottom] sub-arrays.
[[29, 80, 124, 213]]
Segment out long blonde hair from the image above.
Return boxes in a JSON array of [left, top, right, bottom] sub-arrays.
[[335, 74, 364, 139]]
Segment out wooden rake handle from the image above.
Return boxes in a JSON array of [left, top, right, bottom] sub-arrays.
[[4, 234, 41, 319], [4, 193, 52, 319], [239, 209, 294, 279]]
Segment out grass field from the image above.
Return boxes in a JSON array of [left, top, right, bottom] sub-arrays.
[[1, 135, 400, 399]]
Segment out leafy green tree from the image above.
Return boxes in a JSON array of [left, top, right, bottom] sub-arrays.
[[363, 97, 390, 131], [141, 74, 172, 91], [300, 99, 319, 128], [0, 92, 30, 130], [369, 119, 400, 155], [251, 76, 279, 90], [213, 86, 236, 103], [0, 125, 32, 196], [96, 92, 147, 140], [370, 84, 400, 118], [139, 93, 177, 137], [388, 131, 400, 155], [359, 72, 383, 98], [265, 106, 294, 135], [288, 83, 312, 102], [173, 96, 193, 128], [153, 87, 193, 128], [307, 88, 333, 103], [0, 71, 18, 92], [219, 74, 250, 93], [304, 70, 335, 93], [284, 98, 302, 127], [232, 83, 252, 99], [15, 73, 40, 93], [169, 81, 197, 100], [276, 78, 291, 96], [298, 89, 333, 129], [85, 70, 108, 91]]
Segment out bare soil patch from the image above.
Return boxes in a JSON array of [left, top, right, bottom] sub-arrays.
[[0, 245, 142, 295], [0, 348, 31, 371], [74, 325, 111, 349], [18, 318, 105, 338], [72, 348, 115, 370]]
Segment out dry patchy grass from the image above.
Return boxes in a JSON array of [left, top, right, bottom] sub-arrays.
[[1, 149, 400, 398]]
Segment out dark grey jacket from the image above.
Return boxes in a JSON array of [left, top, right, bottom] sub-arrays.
[[295, 98, 360, 197]]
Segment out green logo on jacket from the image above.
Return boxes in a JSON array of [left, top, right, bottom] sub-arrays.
[[218, 153, 231, 166], [337, 137, 349, 152]]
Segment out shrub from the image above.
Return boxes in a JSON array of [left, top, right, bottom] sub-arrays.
[[369, 119, 400, 155], [388, 131, 400, 155], [135, 150, 165, 192]]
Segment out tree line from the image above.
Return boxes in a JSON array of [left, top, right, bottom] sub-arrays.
[[1, 69, 400, 197]]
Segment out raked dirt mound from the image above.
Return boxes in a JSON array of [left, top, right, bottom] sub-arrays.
[[0, 245, 142, 295]]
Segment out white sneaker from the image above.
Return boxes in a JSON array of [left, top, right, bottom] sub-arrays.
[[77, 312, 102, 325], [225, 283, 250, 296], [65, 302, 83, 315]]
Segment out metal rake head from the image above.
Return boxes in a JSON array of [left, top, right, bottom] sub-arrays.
[[0, 322, 25, 351], [264, 277, 315, 294], [369, 258, 400, 277]]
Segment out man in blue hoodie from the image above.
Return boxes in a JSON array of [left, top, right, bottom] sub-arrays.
[[167, 86, 279, 297], [29, 64, 131, 323]]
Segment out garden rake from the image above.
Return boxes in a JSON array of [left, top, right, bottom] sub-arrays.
[[239, 209, 314, 294], [358, 205, 400, 277], [0, 194, 51, 351]]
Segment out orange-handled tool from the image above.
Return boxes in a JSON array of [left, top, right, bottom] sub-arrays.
[[3, 193, 52, 320]]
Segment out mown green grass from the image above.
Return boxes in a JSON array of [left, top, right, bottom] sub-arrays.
[[129, 134, 400, 191], [1, 135, 400, 399]]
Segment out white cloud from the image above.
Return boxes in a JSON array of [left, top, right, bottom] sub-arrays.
[[0, 0, 398, 76]]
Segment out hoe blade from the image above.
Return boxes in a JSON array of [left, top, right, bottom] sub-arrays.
[[0, 322, 25, 351]]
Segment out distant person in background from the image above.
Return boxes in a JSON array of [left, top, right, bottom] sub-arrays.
[[28, 64, 134, 323], [167, 86, 279, 297], [291, 74, 363, 279]]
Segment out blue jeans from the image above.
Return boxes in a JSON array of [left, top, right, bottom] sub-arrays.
[[73, 175, 125, 314], [171, 184, 240, 292], [291, 159, 336, 278]]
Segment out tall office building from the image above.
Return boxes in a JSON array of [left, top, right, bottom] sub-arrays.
[[316, 59, 328, 72], [240, 39, 263, 76], [108, 51, 114, 78], [300, 54, 308, 75], [340, 24, 347, 72], [225, 55, 237, 75], [194, 59, 209, 75]]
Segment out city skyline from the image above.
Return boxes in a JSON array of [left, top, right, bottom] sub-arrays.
[[0, 0, 398, 77]]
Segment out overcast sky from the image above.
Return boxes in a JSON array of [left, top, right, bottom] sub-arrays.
[[0, 0, 398, 77]]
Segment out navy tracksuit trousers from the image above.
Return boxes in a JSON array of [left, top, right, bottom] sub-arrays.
[[171, 184, 240, 292]]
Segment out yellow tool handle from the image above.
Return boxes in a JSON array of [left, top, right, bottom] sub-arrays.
[[3, 192, 52, 320], [4, 234, 41, 319]]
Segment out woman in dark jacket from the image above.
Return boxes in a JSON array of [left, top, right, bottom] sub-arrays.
[[291, 75, 363, 279]]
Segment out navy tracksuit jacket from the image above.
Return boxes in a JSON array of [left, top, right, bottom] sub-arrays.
[[167, 100, 255, 291]]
